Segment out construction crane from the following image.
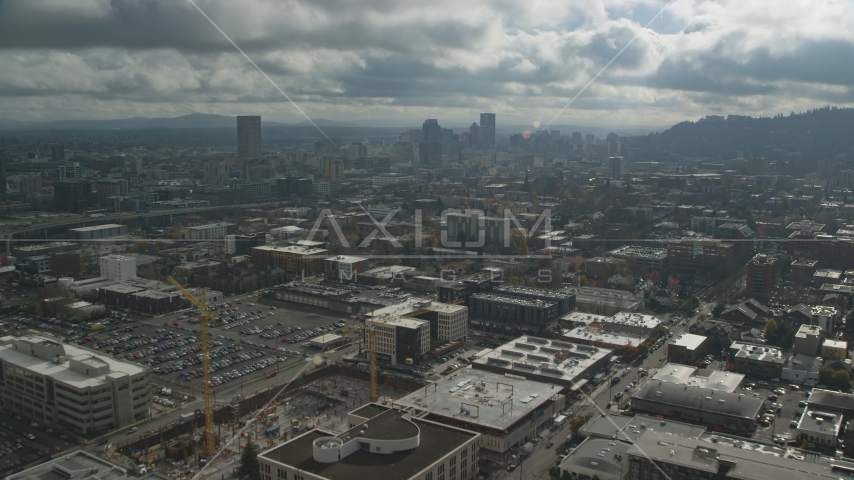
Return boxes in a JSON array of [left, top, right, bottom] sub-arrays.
[[167, 276, 220, 459], [369, 311, 379, 403]]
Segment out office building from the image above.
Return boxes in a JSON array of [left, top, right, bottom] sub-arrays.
[[668, 239, 734, 272], [728, 342, 785, 378], [394, 368, 565, 455], [368, 298, 469, 343], [372, 173, 414, 187], [250, 244, 328, 275], [324, 255, 370, 282], [8, 450, 131, 480], [0, 335, 150, 435], [99, 254, 137, 282], [94, 179, 129, 206], [493, 285, 577, 315], [445, 212, 510, 247], [472, 335, 611, 388], [560, 437, 629, 480], [224, 233, 266, 256], [193, 186, 244, 206], [312, 178, 341, 196], [608, 156, 624, 178], [184, 222, 232, 240], [323, 158, 344, 178], [237, 181, 272, 202], [53, 181, 90, 213], [746, 253, 778, 301], [822, 339, 847, 361], [607, 245, 668, 275], [277, 176, 314, 196], [441, 128, 458, 156], [794, 324, 823, 356], [203, 161, 229, 186], [374, 317, 430, 365], [68, 223, 128, 240], [50, 144, 65, 162], [627, 428, 854, 480], [667, 333, 709, 365], [237, 115, 262, 161], [479, 113, 496, 149], [257, 403, 480, 480], [469, 293, 560, 331], [0, 150, 5, 203], [630, 380, 765, 434], [419, 119, 443, 167]]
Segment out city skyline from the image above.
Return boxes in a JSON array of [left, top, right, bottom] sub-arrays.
[[0, 1, 852, 127]]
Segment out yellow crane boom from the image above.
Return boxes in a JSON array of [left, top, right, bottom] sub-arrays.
[[167, 276, 218, 458]]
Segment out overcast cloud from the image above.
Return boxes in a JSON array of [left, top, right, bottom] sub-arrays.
[[0, 0, 852, 127]]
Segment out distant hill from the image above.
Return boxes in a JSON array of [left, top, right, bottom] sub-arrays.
[[631, 106, 854, 159], [0, 114, 289, 131]]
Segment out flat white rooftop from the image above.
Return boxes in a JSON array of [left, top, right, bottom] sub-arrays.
[[651, 363, 744, 393], [394, 367, 559, 431], [472, 335, 610, 385], [69, 223, 124, 232], [0, 335, 146, 388], [562, 311, 610, 325], [607, 311, 661, 330], [671, 333, 707, 350], [562, 325, 647, 347]]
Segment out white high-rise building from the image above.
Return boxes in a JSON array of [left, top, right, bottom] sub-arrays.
[[99, 254, 136, 281], [184, 222, 232, 240]]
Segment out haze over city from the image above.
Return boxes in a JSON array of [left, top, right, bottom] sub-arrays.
[[2, 2, 854, 480], [1, 0, 853, 126]]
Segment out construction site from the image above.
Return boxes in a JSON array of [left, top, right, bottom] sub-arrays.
[[107, 280, 428, 479]]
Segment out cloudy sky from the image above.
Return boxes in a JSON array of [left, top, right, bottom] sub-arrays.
[[0, 0, 852, 127]]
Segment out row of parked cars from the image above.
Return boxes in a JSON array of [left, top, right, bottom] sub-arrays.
[[209, 356, 284, 387], [283, 323, 345, 344]]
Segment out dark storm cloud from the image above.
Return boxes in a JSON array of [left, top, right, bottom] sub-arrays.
[[0, 0, 853, 124]]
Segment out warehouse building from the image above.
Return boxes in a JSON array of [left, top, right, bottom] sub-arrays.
[[627, 429, 854, 480], [394, 368, 566, 457], [472, 336, 611, 389], [258, 403, 480, 480], [630, 380, 765, 434], [469, 293, 561, 332], [0, 335, 149, 435], [493, 285, 577, 314], [68, 223, 128, 240]]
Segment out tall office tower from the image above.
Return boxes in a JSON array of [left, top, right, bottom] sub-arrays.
[[419, 119, 443, 168], [469, 122, 479, 148], [237, 115, 262, 162], [0, 150, 5, 202], [608, 156, 625, 179], [50, 145, 65, 162], [54, 181, 90, 213], [479, 113, 496, 149], [441, 128, 458, 157]]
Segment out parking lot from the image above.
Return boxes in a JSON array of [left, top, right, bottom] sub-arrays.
[[736, 378, 809, 445], [0, 415, 75, 475]]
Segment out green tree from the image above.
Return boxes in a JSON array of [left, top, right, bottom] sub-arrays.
[[833, 369, 851, 386], [819, 366, 835, 384], [236, 439, 262, 480], [764, 318, 778, 335], [712, 303, 726, 317]]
